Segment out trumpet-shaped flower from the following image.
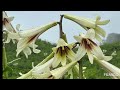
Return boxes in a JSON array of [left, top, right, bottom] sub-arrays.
[[63, 14, 110, 42], [32, 59, 77, 79], [32, 58, 54, 79], [74, 29, 112, 64], [52, 39, 76, 68], [94, 56, 120, 79], [3, 11, 19, 44], [50, 61, 77, 79], [16, 22, 58, 58]]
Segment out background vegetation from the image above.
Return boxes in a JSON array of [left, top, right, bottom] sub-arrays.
[[5, 33, 120, 79]]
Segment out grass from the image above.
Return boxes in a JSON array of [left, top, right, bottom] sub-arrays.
[[4, 39, 120, 79]]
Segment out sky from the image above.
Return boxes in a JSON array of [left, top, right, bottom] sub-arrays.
[[6, 11, 120, 44]]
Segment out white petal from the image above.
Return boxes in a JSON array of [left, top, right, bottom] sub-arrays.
[[4, 37, 11, 43], [91, 45, 104, 60], [87, 51, 94, 64], [51, 61, 77, 79], [61, 54, 66, 66], [19, 22, 57, 37], [32, 43, 41, 53], [23, 47, 31, 58], [67, 50, 76, 61], [96, 20, 110, 25], [75, 46, 86, 61], [52, 47, 57, 53], [85, 28, 95, 39], [74, 35, 82, 42], [6, 17, 14, 22], [95, 26, 106, 37], [64, 14, 96, 28], [52, 54, 61, 68], [57, 39, 68, 47], [95, 33, 102, 42], [7, 31, 20, 39], [103, 56, 113, 61]]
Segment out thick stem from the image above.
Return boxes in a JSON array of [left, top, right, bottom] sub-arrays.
[[17, 52, 54, 79], [78, 60, 83, 79], [2, 45, 8, 79], [59, 15, 64, 38]]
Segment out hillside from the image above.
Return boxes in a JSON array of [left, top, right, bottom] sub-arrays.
[[5, 39, 120, 79], [106, 33, 120, 43]]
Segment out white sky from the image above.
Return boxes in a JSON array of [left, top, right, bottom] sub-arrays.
[[6, 11, 120, 44]]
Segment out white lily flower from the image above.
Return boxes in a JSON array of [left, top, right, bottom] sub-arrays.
[[3, 11, 19, 44], [63, 14, 110, 42], [50, 61, 77, 79], [94, 57, 120, 79], [16, 22, 58, 58], [52, 39, 76, 68], [32, 58, 54, 79], [74, 29, 112, 64]]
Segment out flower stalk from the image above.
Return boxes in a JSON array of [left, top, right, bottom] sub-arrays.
[[2, 44, 8, 79], [78, 60, 83, 79]]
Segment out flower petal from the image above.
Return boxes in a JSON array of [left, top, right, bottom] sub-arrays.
[[51, 61, 77, 79], [95, 26, 106, 37], [4, 37, 11, 43], [57, 39, 68, 47], [96, 20, 110, 25], [103, 56, 113, 61], [75, 46, 86, 61], [74, 35, 82, 42], [85, 28, 95, 39], [95, 33, 102, 42], [23, 47, 32, 58], [52, 47, 57, 53], [91, 45, 104, 60], [52, 54, 61, 68], [61, 54, 66, 66], [19, 22, 58, 38], [63, 14, 96, 28], [67, 50, 76, 61], [87, 51, 94, 64], [32, 44, 41, 53]]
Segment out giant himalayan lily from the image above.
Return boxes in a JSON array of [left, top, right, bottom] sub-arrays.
[[94, 56, 120, 79], [74, 29, 112, 64], [52, 39, 76, 68], [16, 22, 58, 58], [63, 14, 110, 42], [32, 58, 54, 79], [32, 59, 77, 79], [3, 11, 19, 44]]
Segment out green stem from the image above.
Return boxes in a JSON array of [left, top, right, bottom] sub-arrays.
[[2, 45, 8, 79], [78, 60, 83, 79], [17, 52, 54, 79]]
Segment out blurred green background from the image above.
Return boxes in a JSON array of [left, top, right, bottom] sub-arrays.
[[4, 33, 120, 79]]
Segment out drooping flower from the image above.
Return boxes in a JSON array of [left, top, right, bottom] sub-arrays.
[[63, 14, 110, 42], [16, 22, 58, 58], [94, 56, 120, 79], [52, 39, 76, 68], [74, 29, 112, 64], [3, 11, 19, 44], [50, 61, 77, 79], [32, 58, 54, 79], [32, 58, 77, 79]]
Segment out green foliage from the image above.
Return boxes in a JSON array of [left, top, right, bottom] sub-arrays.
[[5, 40, 120, 79]]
